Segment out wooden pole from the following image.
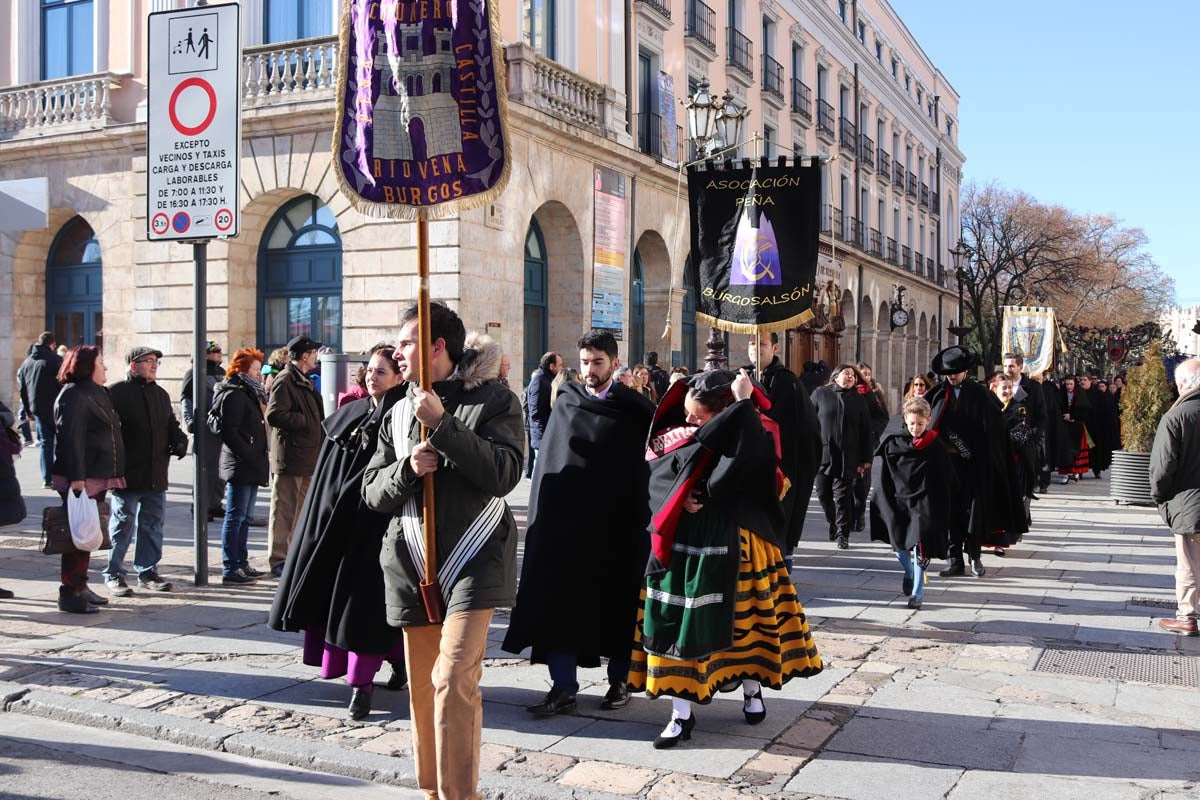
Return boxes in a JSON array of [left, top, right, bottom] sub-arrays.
[[416, 216, 444, 624]]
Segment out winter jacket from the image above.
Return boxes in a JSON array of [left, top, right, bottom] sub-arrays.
[[525, 368, 553, 448], [108, 374, 189, 492], [811, 384, 874, 478], [17, 343, 63, 421], [0, 401, 23, 526], [212, 373, 270, 487], [181, 360, 225, 435], [363, 338, 524, 626], [1150, 390, 1200, 535], [266, 363, 325, 476], [52, 380, 126, 483]]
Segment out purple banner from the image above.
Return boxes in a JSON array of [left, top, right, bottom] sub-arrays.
[[334, 0, 510, 218]]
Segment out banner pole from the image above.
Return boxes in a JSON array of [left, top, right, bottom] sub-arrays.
[[416, 217, 443, 624]]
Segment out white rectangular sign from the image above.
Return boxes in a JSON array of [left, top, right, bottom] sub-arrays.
[[147, 3, 241, 241]]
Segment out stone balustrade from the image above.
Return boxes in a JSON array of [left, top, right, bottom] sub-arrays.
[[0, 72, 125, 137], [504, 42, 625, 140], [243, 36, 340, 105]]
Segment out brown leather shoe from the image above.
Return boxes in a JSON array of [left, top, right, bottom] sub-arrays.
[[1158, 618, 1199, 636]]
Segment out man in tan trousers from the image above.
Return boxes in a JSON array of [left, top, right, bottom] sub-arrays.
[[265, 335, 324, 578]]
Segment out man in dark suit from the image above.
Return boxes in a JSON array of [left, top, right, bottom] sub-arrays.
[[524, 351, 561, 478]]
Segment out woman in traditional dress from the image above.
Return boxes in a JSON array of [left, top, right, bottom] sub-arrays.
[[268, 344, 409, 720], [629, 369, 822, 749], [1081, 374, 1113, 478], [1057, 375, 1091, 483]]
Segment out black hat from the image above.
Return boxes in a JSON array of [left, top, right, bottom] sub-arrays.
[[931, 345, 978, 376], [287, 335, 322, 357], [126, 346, 163, 364]]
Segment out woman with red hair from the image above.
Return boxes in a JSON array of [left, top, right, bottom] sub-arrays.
[[211, 348, 270, 585], [52, 345, 126, 613]]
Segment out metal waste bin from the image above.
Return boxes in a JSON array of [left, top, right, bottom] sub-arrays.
[[318, 351, 369, 417]]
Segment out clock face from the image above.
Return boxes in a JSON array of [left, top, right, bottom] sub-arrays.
[[892, 308, 910, 328]]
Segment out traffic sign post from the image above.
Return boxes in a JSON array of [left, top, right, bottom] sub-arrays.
[[148, 0, 241, 587]]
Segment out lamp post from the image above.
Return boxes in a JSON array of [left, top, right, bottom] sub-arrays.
[[947, 241, 973, 341], [683, 80, 748, 370]]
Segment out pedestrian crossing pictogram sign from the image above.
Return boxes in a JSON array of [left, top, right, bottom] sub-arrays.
[[147, 3, 241, 241]]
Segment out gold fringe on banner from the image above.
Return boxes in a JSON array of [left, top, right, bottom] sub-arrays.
[[697, 308, 817, 336], [330, 0, 513, 221]]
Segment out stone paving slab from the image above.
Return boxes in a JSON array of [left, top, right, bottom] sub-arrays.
[[1013, 733, 1200, 785], [784, 752, 963, 800], [824, 715, 1022, 771], [945, 771, 1150, 800]]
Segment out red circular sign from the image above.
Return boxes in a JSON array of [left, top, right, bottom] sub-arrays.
[[151, 213, 170, 235], [214, 208, 234, 232], [169, 77, 217, 137]]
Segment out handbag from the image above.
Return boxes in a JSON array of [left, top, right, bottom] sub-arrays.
[[41, 501, 112, 555]]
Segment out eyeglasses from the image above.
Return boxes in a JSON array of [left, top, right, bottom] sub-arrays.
[[134, 358, 160, 365]]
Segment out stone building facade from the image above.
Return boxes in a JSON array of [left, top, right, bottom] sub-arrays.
[[1, 0, 963, 413]]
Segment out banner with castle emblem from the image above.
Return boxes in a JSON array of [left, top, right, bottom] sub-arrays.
[[1001, 306, 1064, 376], [687, 160, 822, 333], [332, 0, 511, 219]]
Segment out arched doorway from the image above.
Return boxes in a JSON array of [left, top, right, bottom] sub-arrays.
[[523, 218, 549, 380], [629, 249, 645, 364], [258, 195, 343, 353], [682, 260, 697, 371], [46, 216, 103, 348]]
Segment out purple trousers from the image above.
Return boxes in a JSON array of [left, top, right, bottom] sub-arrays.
[[303, 628, 405, 688]]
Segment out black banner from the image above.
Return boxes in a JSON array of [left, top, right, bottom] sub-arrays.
[[687, 159, 821, 333]]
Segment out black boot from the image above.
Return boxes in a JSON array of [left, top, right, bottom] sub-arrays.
[[385, 660, 408, 691], [57, 586, 98, 614], [939, 559, 965, 578], [348, 686, 372, 720]]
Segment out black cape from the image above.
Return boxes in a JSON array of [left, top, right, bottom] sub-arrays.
[[1056, 387, 1091, 471], [1086, 386, 1114, 471], [869, 416, 954, 558], [501, 380, 655, 666], [268, 386, 405, 654]]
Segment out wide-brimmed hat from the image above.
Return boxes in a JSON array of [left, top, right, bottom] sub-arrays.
[[931, 345, 978, 376]]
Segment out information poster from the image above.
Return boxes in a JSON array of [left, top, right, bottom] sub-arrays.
[[591, 166, 627, 337]]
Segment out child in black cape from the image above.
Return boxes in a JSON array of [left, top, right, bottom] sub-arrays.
[[869, 397, 956, 609]]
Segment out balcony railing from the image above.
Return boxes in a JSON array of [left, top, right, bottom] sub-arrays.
[[839, 117, 856, 152], [920, 183, 930, 207], [833, 208, 847, 242], [850, 217, 864, 249], [914, 251, 924, 275], [930, 190, 940, 215], [926, 257, 936, 281], [0, 71, 126, 137], [635, 112, 684, 165], [877, 150, 891, 181], [868, 228, 883, 257], [638, 0, 671, 19], [887, 237, 899, 265], [791, 80, 812, 119], [906, 171, 918, 197], [859, 134, 874, 168], [506, 43, 623, 138], [685, 0, 716, 50], [242, 36, 339, 106], [817, 100, 835, 136], [901, 245, 912, 270], [893, 162, 905, 185], [762, 54, 784, 100], [726, 28, 753, 76]]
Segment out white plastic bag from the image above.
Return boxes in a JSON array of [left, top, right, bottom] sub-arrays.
[[67, 490, 104, 551]]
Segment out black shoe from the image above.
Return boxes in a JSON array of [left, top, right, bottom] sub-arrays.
[[269, 564, 284, 579], [902, 576, 913, 596], [653, 713, 696, 749], [385, 660, 408, 691], [971, 559, 986, 577], [0, 587, 13, 600], [600, 681, 630, 710], [526, 687, 577, 717], [137, 572, 173, 592], [907, 596, 923, 610], [82, 586, 110, 605], [348, 687, 372, 721], [939, 560, 965, 578], [243, 565, 263, 578], [836, 536, 849, 550], [992, 548, 1006, 557], [852, 517, 865, 532], [827, 524, 838, 542], [58, 586, 99, 614], [221, 569, 257, 586], [743, 690, 766, 725]]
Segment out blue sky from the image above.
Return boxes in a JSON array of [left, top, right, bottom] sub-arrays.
[[890, 0, 1200, 306]]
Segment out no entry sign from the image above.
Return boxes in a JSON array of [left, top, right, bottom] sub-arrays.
[[147, 3, 240, 241]]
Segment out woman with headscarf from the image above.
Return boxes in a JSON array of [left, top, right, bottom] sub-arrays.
[[1056, 375, 1091, 484], [628, 369, 821, 749], [270, 344, 409, 720]]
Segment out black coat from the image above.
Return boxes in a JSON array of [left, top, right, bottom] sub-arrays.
[[1085, 386, 1115, 470], [811, 384, 873, 478], [525, 368, 553, 448], [181, 360, 225, 435], [212, 374, 270, 486], [869, 417, 954, 558], [17, 344, 62, 422], [1040, 378, 1063, 469], [1151, 390, 1200, 535], [0, 402, 24, 526], [753, 358, 820, 548], [53, 381, 125, 483], [502, 381, 655, 665], [270, 388, 405, 653], [997, 397, 1038, 498], [108, 375, 188, 492], [1056, 387, 1091, 471], [864, 386, 890, 446]]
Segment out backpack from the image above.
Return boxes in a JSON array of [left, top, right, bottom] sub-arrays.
[[207, 385, 229, 438]]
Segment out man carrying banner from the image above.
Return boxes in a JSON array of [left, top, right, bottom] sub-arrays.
[[362, 304, 523, 800]]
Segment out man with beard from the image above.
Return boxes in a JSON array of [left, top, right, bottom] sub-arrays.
[[925, 346, 1021, 578], [504, 330, 655, 715], [746, 332, 820, 567]]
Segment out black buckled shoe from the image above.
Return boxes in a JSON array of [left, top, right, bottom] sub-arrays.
[[939, 559, 965, 578], [743, 691, 767, 725], [971, 558, 987, 577], [348, 687, 372, 721], [600, 681, 630, 710], [385, 660, 408, 691], [653, 713, 696, 749], [526, 687, 577, 717]]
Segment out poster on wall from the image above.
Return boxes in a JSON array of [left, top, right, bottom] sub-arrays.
[[591, 166, 627, 337], [657, 72, 677, 163]]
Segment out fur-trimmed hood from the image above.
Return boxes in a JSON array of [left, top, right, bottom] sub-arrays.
[[453, 332, 503, 391]]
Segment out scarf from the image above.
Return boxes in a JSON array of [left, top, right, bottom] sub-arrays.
[[912, 428, 939, 451], [239, 373, 269, 405]]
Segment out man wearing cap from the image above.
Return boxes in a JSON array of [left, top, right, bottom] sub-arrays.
[[17, 331, 62, 488], [266, 336, 325, 578], [181, 341, 227, 519], [105, 347, 190, 595]]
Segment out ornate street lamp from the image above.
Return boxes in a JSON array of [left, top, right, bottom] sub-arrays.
[[714, 89, 749, 157], [685, 78, 719, 159], [947, 241, 974, 341]]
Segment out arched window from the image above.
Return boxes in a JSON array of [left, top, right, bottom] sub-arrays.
[[682, 258, 697, 371], [432, 72, 442, 93], [630, 250, 645, 365], [406, 75, 414, 96], [46, 216, 103, 347], [258, 195, 342, 353], [523, 219, 549, 380]]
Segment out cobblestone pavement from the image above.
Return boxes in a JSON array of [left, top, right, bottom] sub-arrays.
[[2, 452, 1199, 799]]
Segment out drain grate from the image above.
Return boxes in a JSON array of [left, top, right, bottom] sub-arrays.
[[1131, 596, 1176, 610], [1033, 646, 1200, 688]]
